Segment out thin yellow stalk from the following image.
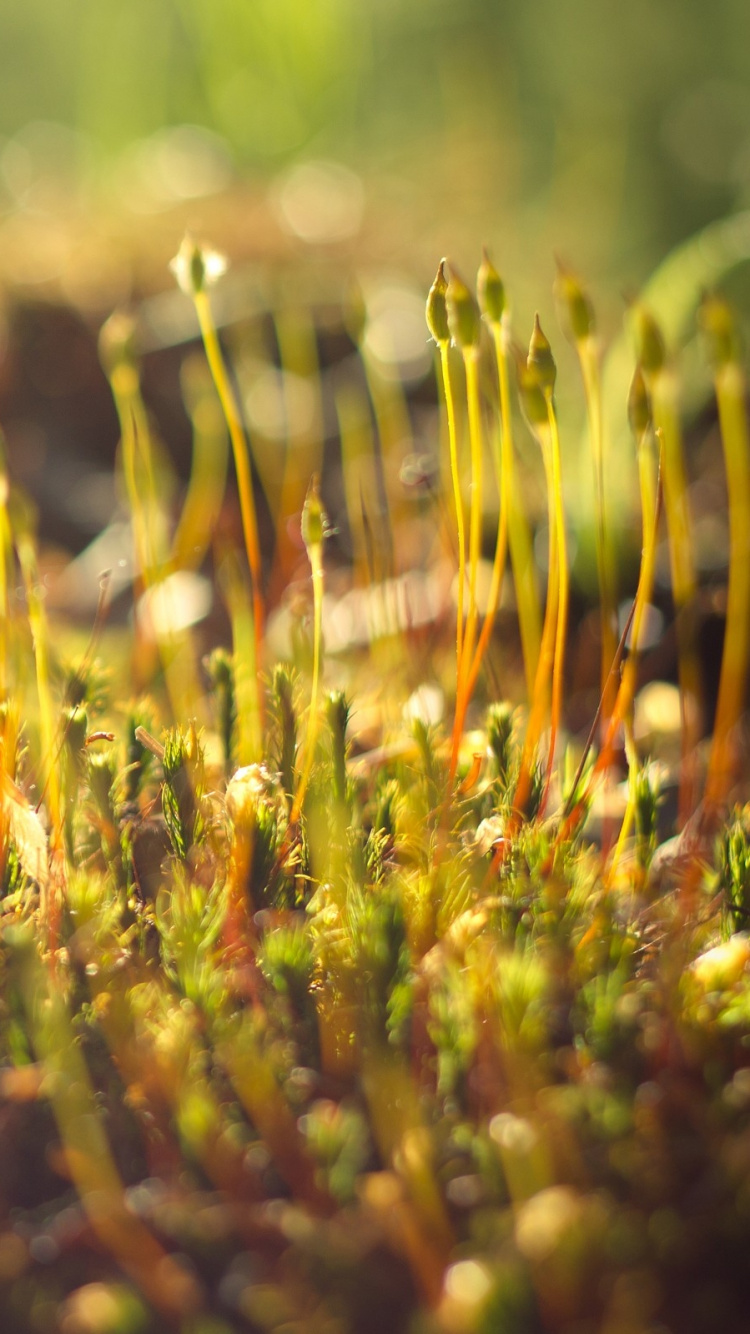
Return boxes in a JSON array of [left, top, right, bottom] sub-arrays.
[[272, 305, 324, 592], [289, 477, 327, 825], [603, 452, 660, 754], [460, 346, 485, 680], [440, 342, 467, 666], [542, 394, 569, 809], [490, 320, 541, 698], [635, 305, 701, 824], [561, 432, 662, 851], [16, 533, 60, 842], [16, 528, 62, 940], [335, 382, 379, 586], [101, 323, 200, 722], [171, 354, 229, 572], [555, 266, 616, 707], [448, 276, 513, 781], [514, 428, 559, 818], [170, 234, 264, 698], [607, 721, 638, 889], [511, 318, 560, 821], [658, 411, 701, 821], [110, 364, 151, 586], [617, 425, 660, 731], [359, 341, 411, 579], [579, 345, 616, 685], [606, 385, 660, 887], [219, 551, 261, 766], [444, 267, 484, 773], [426, 260, 466, 677], [449, 424, 509, 782], [701, 298, 750, 813], [192, 290, 263, 635]]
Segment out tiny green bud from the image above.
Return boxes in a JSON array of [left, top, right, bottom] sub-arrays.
[[477, 247, 506, 324], [699, 293, 742, 369], [446, 268, 481, 350], [98, 311, 139, 379], [301, 473, 328, 549], [425, 259, 450, 345], [627, 364, 652, 437], [527, 314, 556, 395], [554, 263, 595, 342], [170, 234, 227, 298], [632, 304, 666, 374]]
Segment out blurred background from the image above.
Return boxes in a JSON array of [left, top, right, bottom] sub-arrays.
[[0, 0, 749, 625], [2, 0, 750, 306]]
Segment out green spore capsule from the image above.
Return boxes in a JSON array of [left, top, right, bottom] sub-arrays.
[[447, 268, 481, 350], [478, 248, 506, 325], [426, 259, 450, 345], [527, 314, 557, 396], [632, 304, 666, 375], [627, 364, 652, 437], [554, 264, 595, 343]]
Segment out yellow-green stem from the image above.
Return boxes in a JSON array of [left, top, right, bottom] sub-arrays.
[[109, 367, 200, 721], [111, 366, 151, 585], [568, 440, 662, 843], [542, 394, 569, 811], [513, 429, 559, 820], [336, 382, 379, 587], [17, 531, 62, 935], [491, 323, 541, 699], [579, 342, 617, 701], [193, 289, 264, 664], [272, 306, 324, 594], [290, 539, 324, 824], [220, 551, 261, 766], [704, 361, 750, 811], [650, 370, 701, 822], [171, 360, 230, 572], [606, 429, 659, 886], [439, 341, 466, 668], [360, 343, 409, 579], [607, 722, 637, 890], [449, 383, 510, 782], [460, 348, 484, 683]]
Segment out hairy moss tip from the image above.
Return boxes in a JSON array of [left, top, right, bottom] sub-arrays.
[[478, 248, 506, 324], [527, 314, 556, 394], [627, 363, 652, 437], [699, 293, 742, 369], [425, 259, 450, 345], [632, 304, 666, 374], [447, 267, 481, 350], [554, 263, 595, 342]]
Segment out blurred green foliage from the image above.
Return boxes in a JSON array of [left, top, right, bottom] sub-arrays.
[[2, 0, 750, 287]]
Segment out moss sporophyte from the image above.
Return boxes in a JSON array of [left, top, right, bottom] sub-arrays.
[[2, 232, 750, 1331]]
